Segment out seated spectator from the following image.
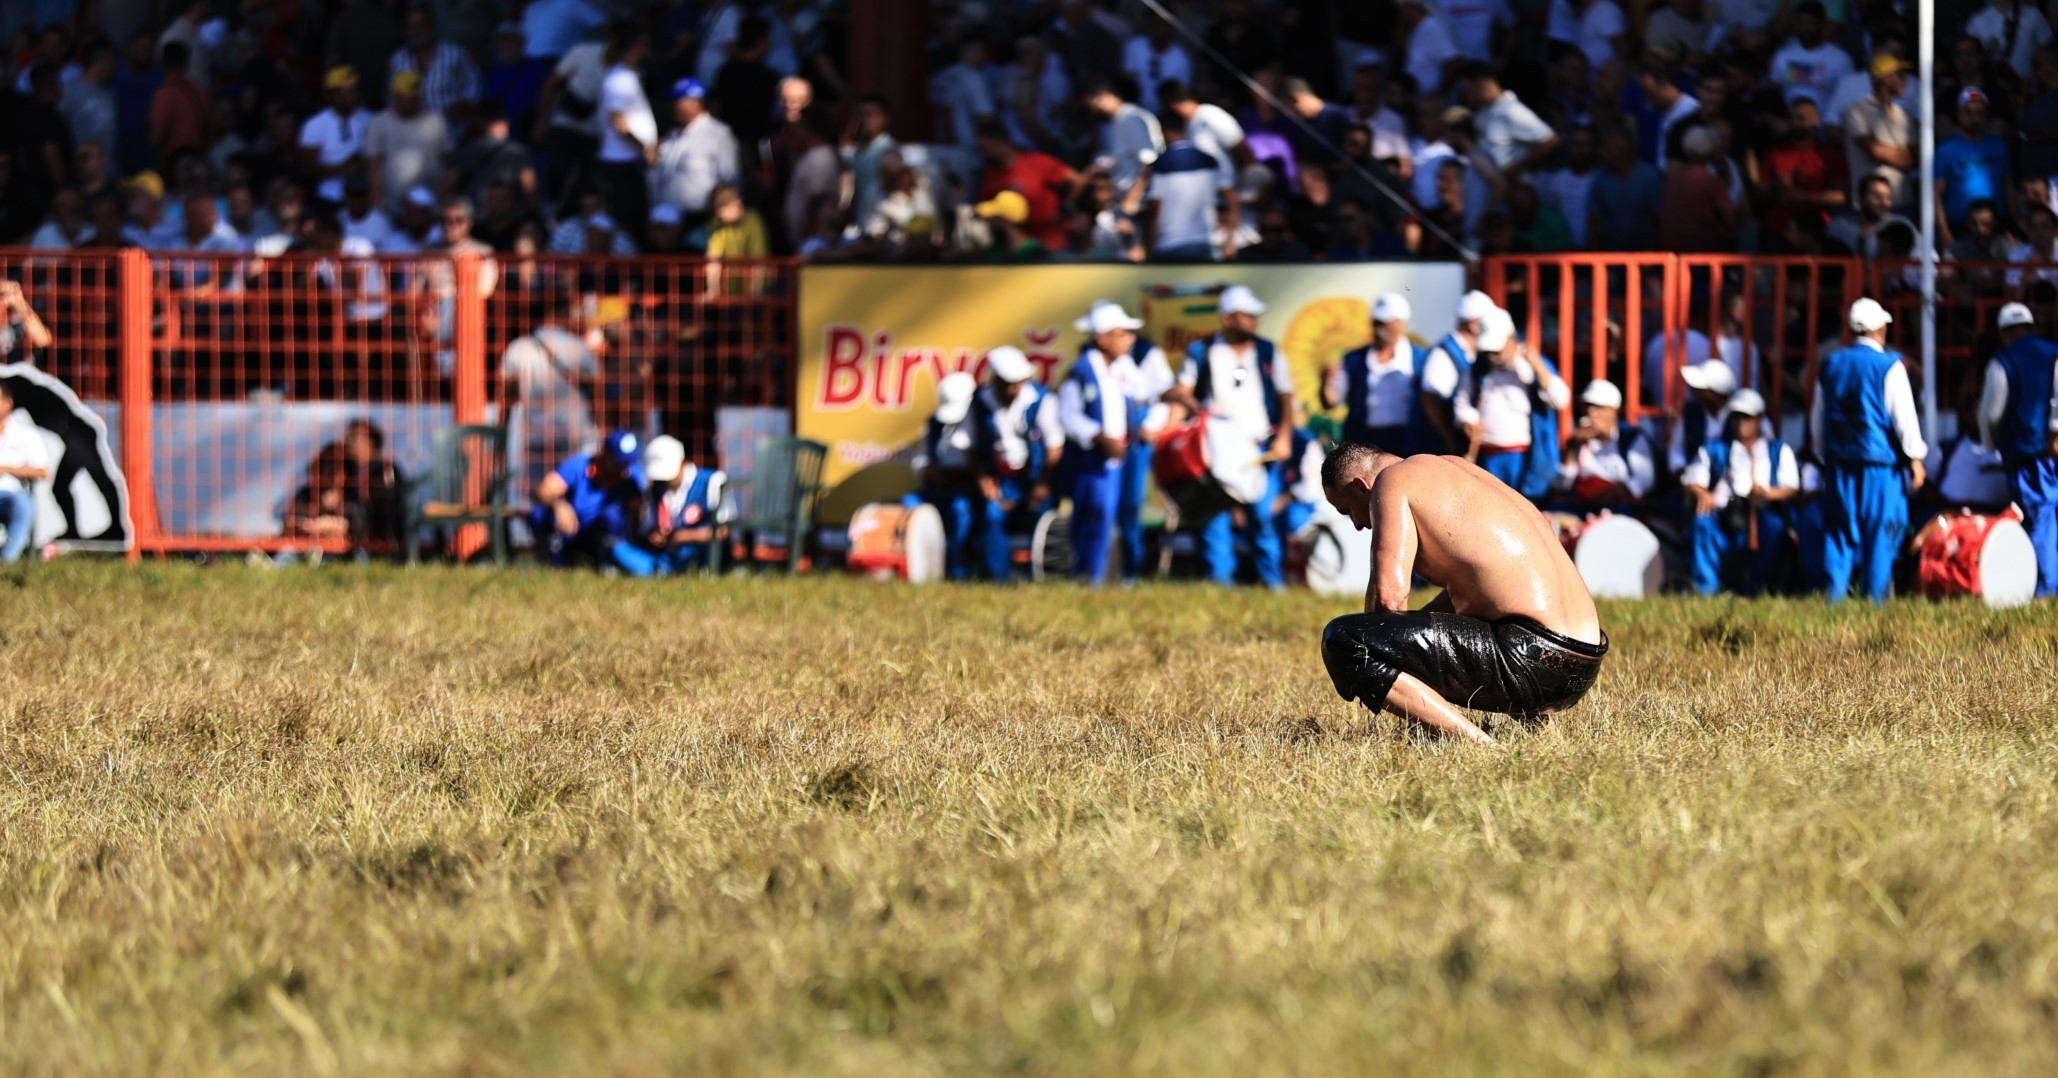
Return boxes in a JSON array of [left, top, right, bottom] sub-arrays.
[[1936, 88, 2011, 247], [861, 150, 941, 258], [1236, 208, 1312, 262], [1145, 109, 1231, 263], [472, 180, 541, 252], [1659, 126, 1737, 252], [1827, 173, 1914, 257], [365, 70, 448, 218], [29, 188, 92, 249], [379, 186, 440, 254], [120, 171, 180, 249], [0, 380, 50, 563], [1454, 309, 1570, 501], [284, 443, 354, 541], [340, 177, 395, 249], [1667, 358, 1738, 474], [1552, 380, 1656, 510], [390, 5, 480, 120], [338, 418, 405, 544], [654, 77, 738, 223], [300, 67, 368, 207], [1506, 181, 1572, 253], [1948, 199, 2015, 296], [549, 195, 639, 256], [1768, 3, 1853, 106], [646, 202, 686, 255], [1417, 157, 1476, 261], [1684, 389, 1799, 595], [1324, 197, 1402, 261], [1757, 95, 1850, 249], [450, 101, 537, 210], [612, 434, 724, 577], [974, 190, 1050, 263], [1587, 126, 1662, 250], [531, 428, 645, 568], [703, 185, 772, 295], [2009, 203, 2058, 297]]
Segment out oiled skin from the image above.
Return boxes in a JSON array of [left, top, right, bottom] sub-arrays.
[[1329, 453, 1601, 646]]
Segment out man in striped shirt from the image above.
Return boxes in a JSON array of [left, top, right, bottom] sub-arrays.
[[390, 6, 480, 120]]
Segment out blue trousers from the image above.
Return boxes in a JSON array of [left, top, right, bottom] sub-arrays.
[[926, 489, 982, 581], [610, 542, 708, 577], [1199, 460, 1284, 588], [1822, 463, 1908, 604], [0, 488, 32, 563], [1071, 461, 1122, 585], [1276, 499, 1314, 555], [1118, 442, 1154, 580], [529, 506, 633, 568], [1793, 499, 1829, 594], [2013, 456, 2058, 599], [1478, 448, 1526, 491], [1690, 506, 1789, 597], [978, 476, 1038, 582]]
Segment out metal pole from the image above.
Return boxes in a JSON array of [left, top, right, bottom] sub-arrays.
[[1918, 0, 1938, 438]]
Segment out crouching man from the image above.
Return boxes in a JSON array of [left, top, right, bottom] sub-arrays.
[[612, 434, 725, 576], [1318, 441, 1608, 745]]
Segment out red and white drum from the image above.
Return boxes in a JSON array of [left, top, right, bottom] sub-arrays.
[[1568, 513, 1664, 599], [846, 503, 946, 584], [1915, 508, 2036, 608], [1153, 415, 1267, 519], [1294, 502, 1372, 598]]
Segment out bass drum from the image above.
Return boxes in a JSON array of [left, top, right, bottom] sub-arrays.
[[1915, 509, 2036, 608], [1296, 502, 1371, 599], [1029, 506, 1071, 583], [1571, 514, 1664, 600], [845, 502, 946, 584]]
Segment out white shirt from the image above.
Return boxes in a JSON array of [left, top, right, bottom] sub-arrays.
[[1555, 429, 1657, 498], [1655, 93, 1701, 170], [343, 207, 394, 249], [1121, 39, 1192, 112], [1407, 15, 1462, 97], [1978, 353, 2058, 448], [1475, 90, 1555, 170], [1967, 3, 2055, 78], [1547, 0, 1627, 71], [1453, 358, 1572, 448], [598, 64, 657, 163], [1411, 138, 1457, 206], [1104, 102, 1165, 199], [1809, 338, 1929, 462], [1683, 437, 1800, 509], [657, 463, 727, 526], [1419, 337, 1470, 399], [299, 108, 366, 203], [549, 43, 608, 138], [1667, 400, 1729, 473], [917, 417, 976, 473], [1059, 350, 1138, 461], [1768, 41, 1854, 106], [0, 409, 49, 496], [1146, 141, 1226, 252], [979, 383, 1065, 473], [655, 112, 740, 213], [1328, 342, 1419, 428], [1187, 103, 1245, 188], [1540, 166, 1598, 246], [1929, 435, 2012, 506], [1444, 0, 1515, 60], [1179, 338, 1296, 443]]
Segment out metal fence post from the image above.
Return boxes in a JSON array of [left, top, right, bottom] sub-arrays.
[[118, 248, 156, 561], [451, 251, 488, 562]]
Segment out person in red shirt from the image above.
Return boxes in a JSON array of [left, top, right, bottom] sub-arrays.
[[1660, 125, 1738, 253], [1755, 95, 1849, 247], [148, 41, 213, 169], [974, 118, 1087, 251]]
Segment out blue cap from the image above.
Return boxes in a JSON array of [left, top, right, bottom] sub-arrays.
[[672, 77, 707, 101], [600, 429, 640, 466]]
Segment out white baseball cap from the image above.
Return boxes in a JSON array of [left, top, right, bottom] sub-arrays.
[[986, 345, 1035, 384], [1218, 285, 1267, 317], [1075, 300, 1144, 335], [1728, 388, 1767, 417], [1455, 289, 1498, 324], [1580, 379, 1624, 409], [642, 434, 686, 483], [935, 371, 977, 424], [1849, 297, 1893, 333], [1474, 308, 1515, 352], [1999, 301, 2035, 329], [1372, 293, 1411, 323], [1680, 359, 1737, 396]]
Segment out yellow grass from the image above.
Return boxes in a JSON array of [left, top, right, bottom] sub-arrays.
[[4, 563, 2058, 1075]]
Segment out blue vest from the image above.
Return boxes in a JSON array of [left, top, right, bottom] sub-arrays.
[[1682, 398, 1713, 460], [1464, 353, 1565, 499], [1064, 342, 1154, 471], [971, 384, 1051, 481], [1188, 334, 1282, 434], [1405, 333, 1472, 454], [1819, 344, 1903, 466], [1339, 342, 1416, 447], [1994, 334, 2058, 466], [1705, 437, 1792, 524], [646, 467, 718, 533]]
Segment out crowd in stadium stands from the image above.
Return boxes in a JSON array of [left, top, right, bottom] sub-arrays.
[[0, 0, 2037, 270]]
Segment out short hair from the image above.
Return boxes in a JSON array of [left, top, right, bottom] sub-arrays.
[[973, 117, 1012, 143], [1966, 197, 1998, 216], [1860, 172, 1893, 195], [1158, 109, 1187, 137], [1158, 78, 1195, 106], [1320, 441, 1387, 490], [442, 194, 473, 219], [2030, 203, 2058, 226], [857, 92, 889, 112], [736, 15, 771, 49], [160, 40, 189, 70], [1458, 60, 1499, 85], [473, 99, 507, 124], [1281, 76, 1315, 98]]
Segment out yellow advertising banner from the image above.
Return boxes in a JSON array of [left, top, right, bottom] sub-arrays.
[[797, 263, 1468, 521]]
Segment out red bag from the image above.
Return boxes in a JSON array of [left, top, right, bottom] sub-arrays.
[[1153, 417, 1211, 489]]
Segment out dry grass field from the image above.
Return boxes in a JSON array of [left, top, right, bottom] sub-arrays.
[[4, 562, 2058, 1075]]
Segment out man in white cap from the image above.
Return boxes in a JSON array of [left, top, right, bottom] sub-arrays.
[[1452, 308, 1570, 502], [1812, 296, 1927, 603], [1169, 284, 1297, 587], [1667, 357, 1737, 477], [1412, 288, 1497, 456], [1552, 379, 1655, 510], [1978, 301, 2058, 597], [915, 371, 985, 580], [1059, 300, 1174, 584], [1324, 293, 1419, 451], [1683, 388, 1800, 595], [612, 434, 725, 576], [972, 346, 1065, 580]]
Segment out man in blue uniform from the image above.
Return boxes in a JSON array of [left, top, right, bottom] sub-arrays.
[[916, 372, 984, 581], [1811, 297, 1929, 603], [1452, 308, 1569, 502], [1059, 301, 1173, 584], [1324, 293, 1419, 450], [532, 428, 646, 568], [613, 434, 725, 576], [1411, 289, 1497, 456], [972, 346, 1064, 580], [1978, 301, 2058, 598], [1169, 284, 1297, 587], [1683, 389, 1800, 596]]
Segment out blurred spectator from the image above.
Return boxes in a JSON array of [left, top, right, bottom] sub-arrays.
[[250, 179, 309, 255], [1540, 125, 1600, 247], [1768, 3, 1852, 105], [976, 120, 1082, 252], [523, 0, 607, 62], [415, 195, 499, 376], [159, 0, 211, 90], [2007, 203, 2058, 293], [379, 185, 440, 254], [1588, 126, 1662, 250], [1144, 109, 1232, 262], [1843, 54, 1916, 209], [74, 142, 111, 202], [550, 193, 638, 255], [1827, 173, 1912, 257], [1967, 0, 2053, 79], [654, 78, 738, 221], [535, 23, 608, 216], [365, 71, 447, 218], [120, 170, 176, 248], [148, 43, 211, 170], [597, 28, 658, 240], [847, 94, 897, 226], [340, 177, 395, 249], [327, 0, 403, 109], [1237, 208, 1312, 262], [1160, 80, 1245, 189], [172, 190, 238, 253], [702, 184, 771, 295], [483, 22, 551, 136], [1507, 181, 1571, 252], [699, 0, 798, 82], [1399, 0, 1462, 98], [472, 179, 541, 252], [0, 380, 52, 564], [1281, 76, 1355, 161], [223, 181, 259, 241], [1640, 68, 1699, 170], [1417, 158, 1476, 260], [300, 67, 367, 206], [0, 278, 53, 362], [390, 5, 480, 120], [644, 202, 686, 254], [1461, 61, 1558, 175], [81, 191, 126, 249], [113, 32, 162, 176], [1550, 0, 1630, 74], [1085, 77, 1164, 207], [861, 150, 940, 257], [1058, 0, 1127, 85], [30, 188, 91, 249], [1660, 126, 1737, 252], [1645, 0, 1717, 60], [930, 39, 994, 154], [1935, 88, 2011, 246], [1348, 64, 1411, 170], [975, 190, 1050, 262], [615, 435, 724, 577], [1002, 37, 1071, 156], [450, 102, 537, 210], [711, 16, 781, 180], [1757, 95, 1849, 247], [62, 43, 118, 170], [2022, 47, 2058, 181], [783, 108, 841, 251]]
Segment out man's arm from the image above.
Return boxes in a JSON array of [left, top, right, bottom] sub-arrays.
[[1367, 473, 1418, 613], [1980, 358, 2008, 449], [1515, 131, 1560, 177], [1882, 361, 1928, 486]]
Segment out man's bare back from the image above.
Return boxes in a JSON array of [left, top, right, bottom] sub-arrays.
[[1366, 455, 1601, 645]]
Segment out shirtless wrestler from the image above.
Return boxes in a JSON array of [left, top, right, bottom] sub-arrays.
[[1319, 442, 1608, 745]]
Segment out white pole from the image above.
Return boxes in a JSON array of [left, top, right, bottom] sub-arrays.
[[1919, 0, 1938, 438]]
